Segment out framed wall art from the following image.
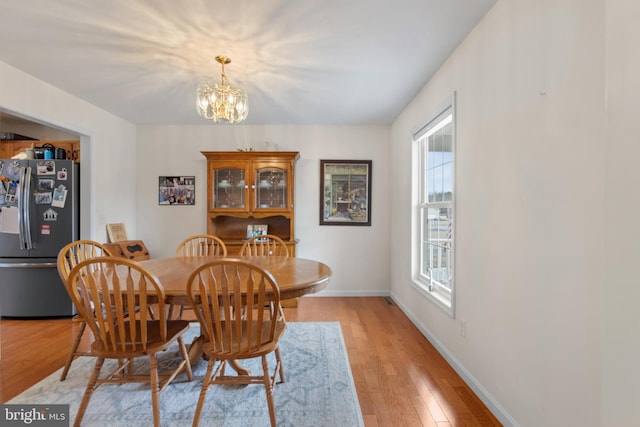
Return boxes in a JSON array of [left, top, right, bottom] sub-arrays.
[[159, 176, 195, 205], [320, 160, 372, 226]]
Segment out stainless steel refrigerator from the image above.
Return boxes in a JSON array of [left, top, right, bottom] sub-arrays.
[[0, 159, 79, 317]]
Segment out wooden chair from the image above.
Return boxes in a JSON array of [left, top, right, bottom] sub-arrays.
[[239, 233, 289, 257], [240, 234, 289, 320], [175, 234, 227, 257], [56, 240, 113, 381], [171, 234, 228, 319], [67, 257, 193, 427], [186, 259, 286, 427]]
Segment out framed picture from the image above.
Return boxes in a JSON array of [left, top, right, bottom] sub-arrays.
[[246, 224, 268, 239], [320, 160, 372, 226], [106, 223, 128, 243], [159, 176, 195, 205]]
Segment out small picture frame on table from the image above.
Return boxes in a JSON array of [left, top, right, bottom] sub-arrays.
[[246, 224, 268, 239]]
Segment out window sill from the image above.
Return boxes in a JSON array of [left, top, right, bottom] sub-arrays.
[[411, 279, 454, 318]]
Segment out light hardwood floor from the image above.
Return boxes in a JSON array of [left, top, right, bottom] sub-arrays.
[[0, 297, 501, 426]]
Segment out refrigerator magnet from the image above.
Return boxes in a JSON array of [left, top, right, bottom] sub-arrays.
[[34, 192, 53, 205], [5, 162, 21, 180], [5, 183, 17, 205], [41, 224, 51, 235], [52, 185, 67, 208], [57, 168, 68, 180], [37, 160, 55, 175], [38, 178, 55, 191], [43, 208, 58, 221]]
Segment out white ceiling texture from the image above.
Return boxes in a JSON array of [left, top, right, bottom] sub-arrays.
[[0, 0, 496, 126]]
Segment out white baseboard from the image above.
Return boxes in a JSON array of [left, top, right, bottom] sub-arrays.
[[308, 290, 391, 297]]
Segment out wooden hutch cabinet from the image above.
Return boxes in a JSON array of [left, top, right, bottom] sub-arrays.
[[202, 151, 300, 256]]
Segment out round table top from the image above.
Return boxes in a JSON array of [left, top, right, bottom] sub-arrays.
[[139, 255, 332, 301]]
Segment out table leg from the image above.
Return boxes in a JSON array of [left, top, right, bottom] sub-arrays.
[[188, 336, 204, 366], [187, 335, 250, 376], [229, 360, 250, 376]]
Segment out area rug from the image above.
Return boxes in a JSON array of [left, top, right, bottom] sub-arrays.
[[8, 322, 363, 427]]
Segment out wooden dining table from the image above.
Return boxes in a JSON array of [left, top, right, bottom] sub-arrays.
[[138, 255, 332, 368], [139, 255, 332, 304]]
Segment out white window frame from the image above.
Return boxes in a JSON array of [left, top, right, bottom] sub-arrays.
[[411, 93, 456, 317]]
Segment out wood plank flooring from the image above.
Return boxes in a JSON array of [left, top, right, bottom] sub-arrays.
[[0, 296, 502, 426]]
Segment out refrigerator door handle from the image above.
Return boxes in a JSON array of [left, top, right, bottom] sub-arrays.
[[23, 166, 33, 249], [17, 166, 27, 250], [0, 262, 57, 268]]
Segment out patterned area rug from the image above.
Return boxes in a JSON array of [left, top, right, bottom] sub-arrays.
[[8, 322, 363, 427]]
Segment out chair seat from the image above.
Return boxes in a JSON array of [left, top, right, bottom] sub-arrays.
[[203, 320, 286, 359], [91, 320, 191, 357]]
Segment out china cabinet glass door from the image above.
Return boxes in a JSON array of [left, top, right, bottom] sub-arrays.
[[213, 167, 246, 209], [255, 167, 287, 209]]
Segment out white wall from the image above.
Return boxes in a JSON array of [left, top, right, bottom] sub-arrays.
[[603, 0, 640, 425], [0, 61, 137, 241], [390, 1, 605, 426], [135, 124, 390, 295]]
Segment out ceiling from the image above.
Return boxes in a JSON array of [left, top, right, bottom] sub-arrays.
[[0, 0, 495, 126]]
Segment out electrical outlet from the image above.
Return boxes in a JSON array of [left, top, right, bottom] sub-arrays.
[[461, 319, 467, 337]]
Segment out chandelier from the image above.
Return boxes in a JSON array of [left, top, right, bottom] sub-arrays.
[[196, 55, 248, 124]]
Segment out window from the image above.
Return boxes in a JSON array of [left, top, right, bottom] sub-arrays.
[[412, 96, 455, 315]]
